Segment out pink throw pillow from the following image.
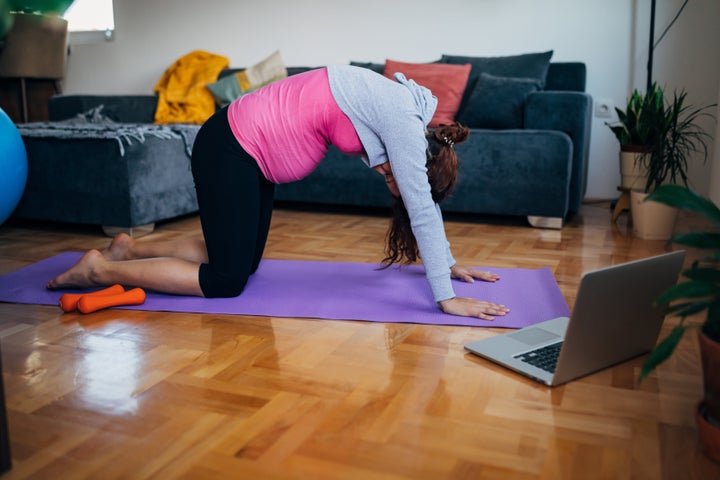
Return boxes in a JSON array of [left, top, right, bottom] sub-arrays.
[[384, 59, 471, 127]]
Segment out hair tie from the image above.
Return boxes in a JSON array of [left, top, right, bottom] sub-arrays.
[[442, 136, 454, 146]]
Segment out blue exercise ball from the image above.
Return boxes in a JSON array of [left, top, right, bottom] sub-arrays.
[[0, 107, 28, 225]]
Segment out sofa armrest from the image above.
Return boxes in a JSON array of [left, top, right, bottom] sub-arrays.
[[524, 91, 592, 213], [48, 94, 159, 123], [448, 130, 572, 219]]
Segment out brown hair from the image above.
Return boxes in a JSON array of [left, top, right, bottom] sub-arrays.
[[381, 122, 470, 267]]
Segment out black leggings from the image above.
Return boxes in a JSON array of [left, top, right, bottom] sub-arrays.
[[191, 107, 275, 298]]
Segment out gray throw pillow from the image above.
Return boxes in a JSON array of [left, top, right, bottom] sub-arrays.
[[439, 50, 553, 88], [457, 73, 541, 129]]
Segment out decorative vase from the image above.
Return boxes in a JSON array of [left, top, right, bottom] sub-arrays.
[[697, 329, 720, 463], [630, 191, 678, 240], [619, 147, 649, 191]]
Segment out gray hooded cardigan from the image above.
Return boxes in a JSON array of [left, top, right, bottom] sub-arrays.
[[327, 64, 457, 303]]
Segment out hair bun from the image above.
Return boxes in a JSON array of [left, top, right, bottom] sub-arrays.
[[433, 122, 469, 146]]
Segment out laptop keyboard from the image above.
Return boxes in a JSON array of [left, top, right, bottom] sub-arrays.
[[515, 342, 563, 373]]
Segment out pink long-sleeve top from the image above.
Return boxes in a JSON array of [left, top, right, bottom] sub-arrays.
[[227, 68, 364, 184]]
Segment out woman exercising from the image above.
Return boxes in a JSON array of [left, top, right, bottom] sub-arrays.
[[48, 65, 509, 320]]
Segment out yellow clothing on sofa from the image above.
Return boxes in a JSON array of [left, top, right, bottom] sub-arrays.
[[153, 50, 229, 125]]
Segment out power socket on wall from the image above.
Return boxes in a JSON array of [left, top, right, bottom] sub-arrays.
[[595, 99, 615, 118]]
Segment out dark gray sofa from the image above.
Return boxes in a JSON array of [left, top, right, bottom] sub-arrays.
[[13, 60, 591, 234]]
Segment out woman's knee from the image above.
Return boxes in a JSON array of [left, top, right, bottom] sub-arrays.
[[198, 264, 249, 298]]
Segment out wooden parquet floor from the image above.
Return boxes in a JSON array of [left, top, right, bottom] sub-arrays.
[[0, 202, 719, 479]]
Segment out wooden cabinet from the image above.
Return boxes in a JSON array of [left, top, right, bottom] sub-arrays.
[[0, 77, 60, 123], [0, 13, 67, 123]]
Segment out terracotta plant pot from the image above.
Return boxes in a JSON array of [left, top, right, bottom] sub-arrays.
[[697, 329, 720, 463], [630, 191, 678, 240], [696, 403, 720, 463]]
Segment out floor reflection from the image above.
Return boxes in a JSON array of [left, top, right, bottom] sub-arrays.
[[76, 333, 141, 416]]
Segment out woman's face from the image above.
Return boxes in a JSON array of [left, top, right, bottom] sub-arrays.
[[373, 162, 400, 197]]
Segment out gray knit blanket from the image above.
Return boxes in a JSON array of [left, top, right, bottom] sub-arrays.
[[18, 106, 200, 157]]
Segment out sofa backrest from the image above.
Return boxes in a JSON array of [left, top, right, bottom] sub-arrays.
[[545, 62, 586, 92], [222, 62, 586, 92], [46, 61, 585, 124], [49, 95, 158, 123]]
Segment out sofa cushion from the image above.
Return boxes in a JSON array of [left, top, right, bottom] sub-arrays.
[[545, 62, 586, 92], [457, 73, 541, 129], [439, 50, 553, 112], [207, 50, 287, 106], [383, 59, 471, 127], [440, 50, 553, 86]]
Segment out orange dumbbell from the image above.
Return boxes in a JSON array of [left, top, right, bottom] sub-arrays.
[[77, 288, 146, 314], [59, 284, 125, 312]]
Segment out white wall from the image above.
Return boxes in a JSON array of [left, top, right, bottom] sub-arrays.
[[62, 0, 719, 200]]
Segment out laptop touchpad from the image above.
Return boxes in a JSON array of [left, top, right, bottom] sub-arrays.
[[509, 328, 560, 346]]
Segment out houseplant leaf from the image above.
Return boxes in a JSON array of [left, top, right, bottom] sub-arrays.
[[682, 267, 720, 283], [640, 184, 720, 382], [639, 325, 686, 382], [646, 185, 720, 224], [665, 300, 714, 317], [672, 232, 720, 250], [655, 280, 718, 305]]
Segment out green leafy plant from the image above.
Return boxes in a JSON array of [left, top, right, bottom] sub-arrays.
[[642, 91, 715, 193], [608, 85, 715, 194], [639, 185, 720, 381], [608, 83, 666, 147]]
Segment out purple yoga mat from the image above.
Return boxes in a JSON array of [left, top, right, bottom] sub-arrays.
[[0, 252, 569, 328]]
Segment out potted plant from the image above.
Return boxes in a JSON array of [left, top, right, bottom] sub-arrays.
[[610, 85, 715, 240], [607, 83, 665, 191], [639, 184, 720, 462], [631, 91, 715, 239]]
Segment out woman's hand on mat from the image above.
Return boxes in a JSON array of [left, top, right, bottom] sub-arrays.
[[438, 297, 509, 320], [451, 265, 500, 283]]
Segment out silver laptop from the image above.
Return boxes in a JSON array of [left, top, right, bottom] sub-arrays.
[[464, 251, 686, 386]]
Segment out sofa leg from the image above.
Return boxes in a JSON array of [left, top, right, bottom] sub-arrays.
[[527, 216, 563, 229], [102, 223, 156, 238]]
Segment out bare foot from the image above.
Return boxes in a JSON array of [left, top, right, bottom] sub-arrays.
[[102, 233, 135, 261], [47, 250, 107, 290]]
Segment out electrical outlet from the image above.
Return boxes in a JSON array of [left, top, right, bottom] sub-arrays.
[[595, 99, 614, 118]]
